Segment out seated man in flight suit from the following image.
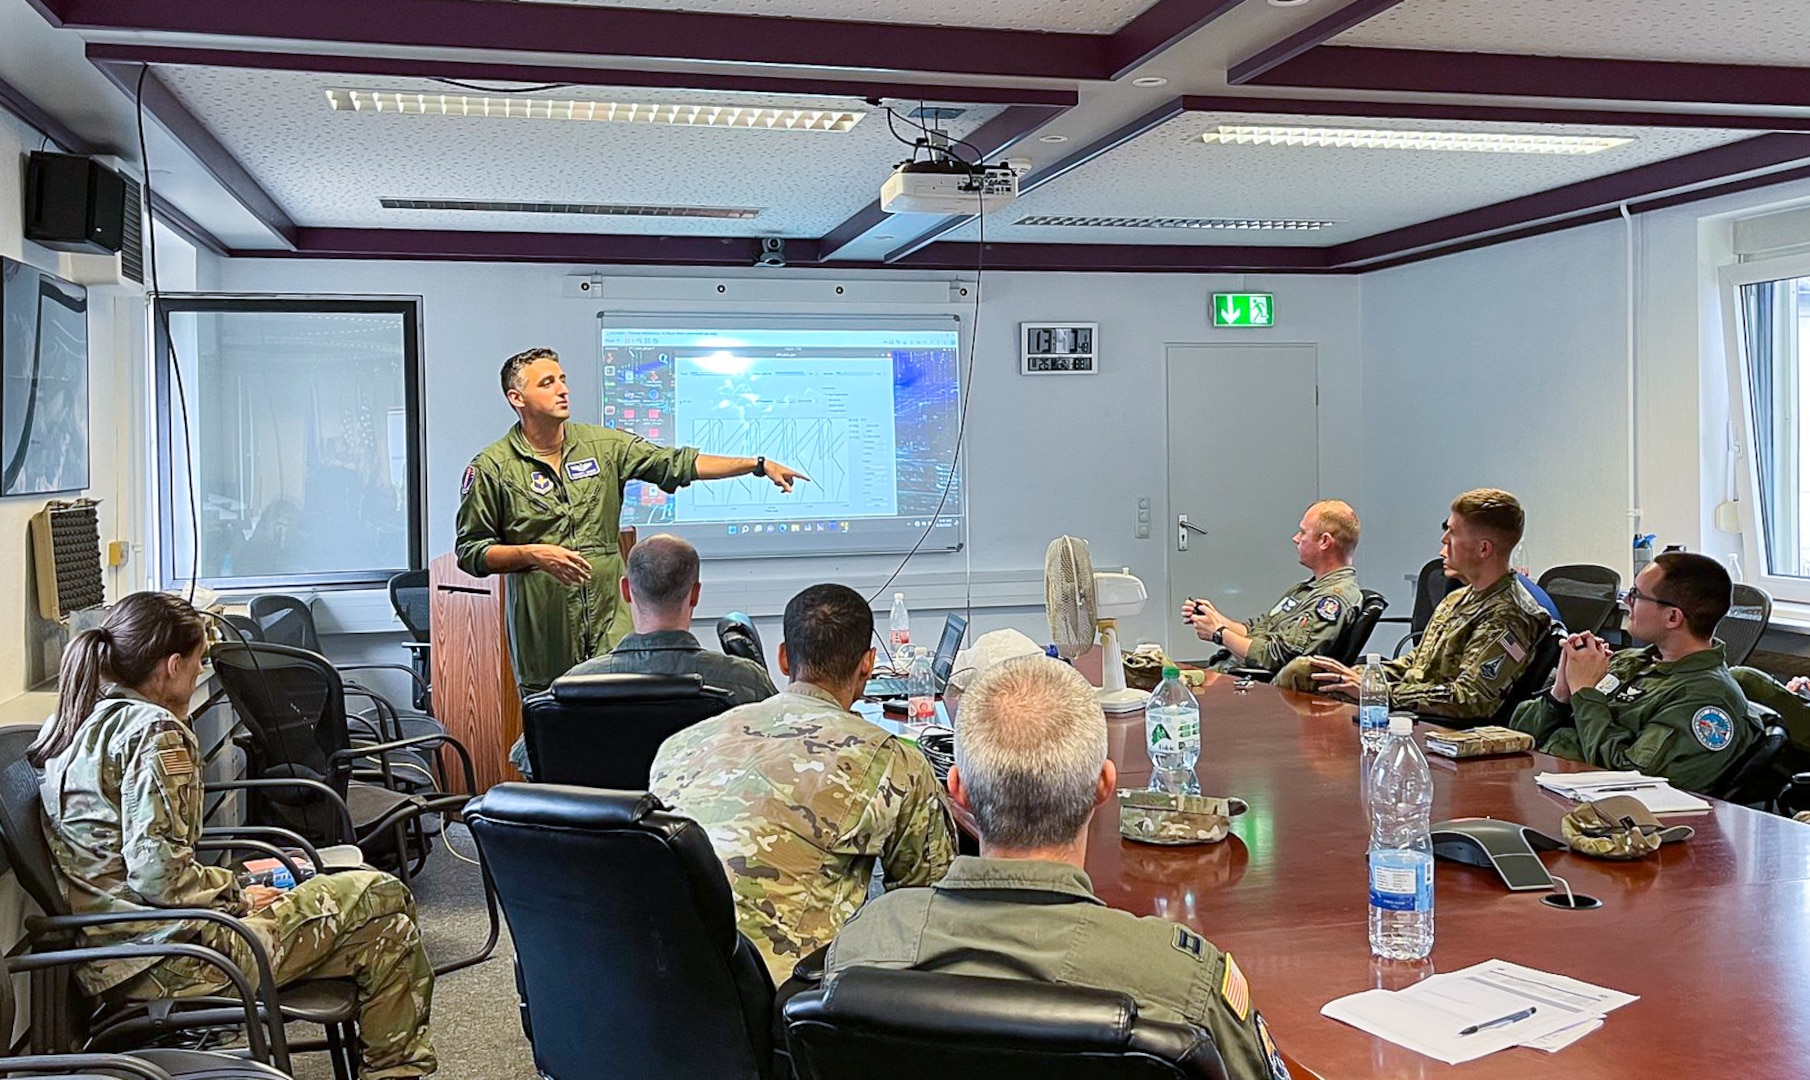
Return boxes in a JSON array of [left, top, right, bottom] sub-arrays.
[[1509, 552, 1755, 795], [1184, 500, 1364, 674]]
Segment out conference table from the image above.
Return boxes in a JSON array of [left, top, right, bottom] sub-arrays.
[[1077, 672, 1810, 1079]]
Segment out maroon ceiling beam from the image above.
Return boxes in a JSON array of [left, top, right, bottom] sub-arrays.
[[82, 43, 1079, 109], [818, 104, 1065, 260], [43, 0, 1108, 82], [277, 228, 825, 266], [91, 59, 298, 249], [1176, 93, 1810, 132], [1108, 0, 1248, 81], [1225, 0, 1408, 86], [887, 241, 1340, 272], [1242, 45, 1810, 111], [883, 97, 1192, 263], [1331, 131, 1810, 266]]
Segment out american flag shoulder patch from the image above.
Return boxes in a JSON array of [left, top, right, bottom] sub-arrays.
[[1220, 952, 1251, 1022], [156, 747, 195, 777], [1501, 634, 1527, 662]]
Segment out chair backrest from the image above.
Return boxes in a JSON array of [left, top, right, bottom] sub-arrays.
[[1482, 624, 1568, 728], [1536, 564, 1622, 635], [1718, 583, 1773, 667], [464, 784, 774, 1080], [217, 613, 264, 644], [388, 570, 431, 644], [1716, 722, 1788, 805], [1408, 558, 1448, 635], [716, 612, 766, 671], [0, 727, 75, 919], [783, 968, 1228, 1080], [208, 642, 354, 844], [523, 673, 735, 789], [1326, 590, 1389, 667], [248, 595, 322, 653]]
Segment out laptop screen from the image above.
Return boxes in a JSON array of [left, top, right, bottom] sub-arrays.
[[931, 612, 967, 690]]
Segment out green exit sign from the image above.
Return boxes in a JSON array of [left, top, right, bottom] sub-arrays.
[[1212, 292, 1275, 327]]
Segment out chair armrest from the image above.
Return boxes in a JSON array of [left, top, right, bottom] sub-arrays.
[[202, 826, 326, 872], [12, 943, 278, 1065], [193, 838, 304, 886], [204, 779, 355, 846], [333, 733, 477, 795], [1374, 616, 1413, 625], [400, 640, 431, 653], [341, 662, 429, 697], [0, 1054, 175, 1079]]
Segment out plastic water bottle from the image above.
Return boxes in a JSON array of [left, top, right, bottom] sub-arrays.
[[889, 592, 911, 651], [1359, 653, 1390, 751], [1145, 665, 1201, 777], [906, 647, 936, 725], [1367, 715, 1434, 960]]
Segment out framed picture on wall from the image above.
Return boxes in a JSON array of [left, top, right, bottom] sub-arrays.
[[0, 256, 89, 496]]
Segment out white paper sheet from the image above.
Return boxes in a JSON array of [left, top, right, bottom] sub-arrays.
[[1535, 770, 1711, 813]]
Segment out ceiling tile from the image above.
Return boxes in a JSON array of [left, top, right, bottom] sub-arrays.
[[513, 0, 1159, 33], [157, 66, 1001, 237], [1337, 0, 1810, 66], [944, 110, 1752, 245]]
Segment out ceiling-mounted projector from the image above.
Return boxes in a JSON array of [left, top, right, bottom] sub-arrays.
[[881, 159, 1019, 215]]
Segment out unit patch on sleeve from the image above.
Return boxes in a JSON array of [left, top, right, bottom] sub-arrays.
[[460, 464, 475, 496], [1692, 706, 1735, 751], [1314, 596, 1343, 623], [1479, 655, 1504, 682]]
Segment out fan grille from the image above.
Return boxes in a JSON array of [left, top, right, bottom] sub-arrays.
[[1044, 535, 1097, 659]]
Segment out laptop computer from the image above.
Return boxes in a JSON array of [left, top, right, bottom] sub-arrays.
[[865, 612, 967, 699]]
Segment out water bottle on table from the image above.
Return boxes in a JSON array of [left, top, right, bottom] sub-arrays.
[[889, 592, 911, 651], [906, 647, 936, 725], [1145, 665, 1201, 792], [1358, 653, 1390, 751], [1367, 715, 1434, 960]]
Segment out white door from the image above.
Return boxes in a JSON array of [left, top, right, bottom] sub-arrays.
[[1166, 344, 1321, 660]]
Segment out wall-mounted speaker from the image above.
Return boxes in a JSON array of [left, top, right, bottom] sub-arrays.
[[24, 151, 128, 255]]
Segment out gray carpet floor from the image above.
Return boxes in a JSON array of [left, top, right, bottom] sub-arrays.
[[289, 824, 536, 1080]]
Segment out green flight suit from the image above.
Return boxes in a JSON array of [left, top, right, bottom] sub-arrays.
[[1730, 666, 1810, 753], [454, 422, 699, 692], [1206, 566, 1364, 673], [1276, 572, 1549, 723], [823, 857, 1291, 1080], [1510, 644, 1755, 795]]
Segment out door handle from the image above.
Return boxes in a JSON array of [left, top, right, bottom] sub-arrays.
[[1178, 514, 1209, 551]]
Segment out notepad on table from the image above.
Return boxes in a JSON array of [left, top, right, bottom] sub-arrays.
[[1535, 770, 1711, 814]]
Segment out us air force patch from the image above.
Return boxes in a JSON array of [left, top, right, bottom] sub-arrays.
[[566, 457, 600, 480], [1479, 655, 1504, 682], [460, 464, 475, 496], [529, 472, 555, 496], [1314, 596, 1343, 622], [1692, 706, 1735, 751]]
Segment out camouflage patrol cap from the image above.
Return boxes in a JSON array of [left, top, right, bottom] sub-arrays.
[[1119, 789, 1247, 845], [1561, 795, 1694, 859]]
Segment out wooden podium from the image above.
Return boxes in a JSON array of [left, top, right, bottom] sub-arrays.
[[427, 529, 635, 794]]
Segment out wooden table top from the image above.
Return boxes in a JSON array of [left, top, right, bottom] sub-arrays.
[[1086, 672, 1810, 1079]]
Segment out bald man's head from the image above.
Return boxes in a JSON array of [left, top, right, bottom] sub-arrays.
[[625, 534, 700, 616], [1308, 500, 1360, 559]]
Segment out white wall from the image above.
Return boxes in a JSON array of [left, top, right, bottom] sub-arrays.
[[212, 257, 1364, 668], [0, 111, 145, 705]]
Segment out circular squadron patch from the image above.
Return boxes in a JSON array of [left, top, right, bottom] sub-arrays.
[[1691, 706, 1735, 751]]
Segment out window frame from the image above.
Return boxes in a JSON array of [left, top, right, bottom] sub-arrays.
[[152, 294, 426, 592]]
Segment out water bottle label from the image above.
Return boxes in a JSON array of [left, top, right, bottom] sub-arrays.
[[890, 629, 910, 647], [1360, 705, 1389, 732], [1368, 854, 1432, 912], [1145, 712, 1198, 753]]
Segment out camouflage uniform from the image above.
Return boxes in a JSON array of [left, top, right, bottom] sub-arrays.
[[1276, 572, 1550, 723], [1509, 644, 1754, 796], [507, 628, 778, 776], [455, 422, 700, 692], [1206, 567, 1363, 673], [39, 692, 435, 1078], [649, 682, 956, 981], [824, 857, 1291, 1080]]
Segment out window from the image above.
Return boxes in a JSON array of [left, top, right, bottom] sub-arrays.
[[155, 298, 423, 590]]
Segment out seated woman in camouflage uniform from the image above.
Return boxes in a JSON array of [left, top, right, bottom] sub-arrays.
[[29, 592, 437, 1079]]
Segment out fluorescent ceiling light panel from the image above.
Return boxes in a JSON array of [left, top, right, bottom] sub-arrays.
[[1200, 124, 1633, 155], [327, 90, 864, 131], [1016, 215, 1336, 231], [379, 197, 760, 219]]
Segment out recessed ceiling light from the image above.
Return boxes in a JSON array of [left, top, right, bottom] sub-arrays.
[[1267, 0, 1314, 7], [1131, 76, 1169, 87], [1200, 124, 1633, 155], [873, 235, 895, 240], [1016, 215, 1337, 231], [379, 197, 761, 219], [325, 89, 865, 131], [1038, 134, 1070, 143]]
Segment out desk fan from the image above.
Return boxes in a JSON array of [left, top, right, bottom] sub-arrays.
[[1045, 535, 1149, 714]]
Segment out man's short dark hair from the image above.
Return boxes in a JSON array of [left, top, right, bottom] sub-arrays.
[[783, 584, 873, 683], [501, 347, 559, 395], [626, 534, 698, 611], [1652, 552, 1732, 639], [1451, 488, 1525, 550]]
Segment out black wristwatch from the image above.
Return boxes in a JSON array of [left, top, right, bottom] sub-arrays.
[[1211, 625, 1227, 646], [752, 455, 767, 478]]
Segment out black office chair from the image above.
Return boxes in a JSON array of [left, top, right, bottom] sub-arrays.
[[717, 611, 768, 672], [248, 594, 442, 747], [1715, 716, 1789, 808], [0, 728, 355, 1079], [783, 967, 1230, 1080], [464, 784, 777, 1080], [1537, 564, 1622, 635], [387, 569, 432, 713], [1226, 590, 1389, 683], [1377, 558, 1448, 658], [1717, 583, 1774, 668], [521, 672, 736, 789]]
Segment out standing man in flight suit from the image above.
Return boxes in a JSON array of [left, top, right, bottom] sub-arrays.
[[455, 347, 806, 693]]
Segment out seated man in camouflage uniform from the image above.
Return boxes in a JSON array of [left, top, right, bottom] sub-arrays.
[[508, 533, 775, 778], [1184, 500, 1364, 674], [650, 583, 955, 981], [823, 656, 1291, 1080], [1510, 553, 1755, 795], [1277, 488, 1550, 724]]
